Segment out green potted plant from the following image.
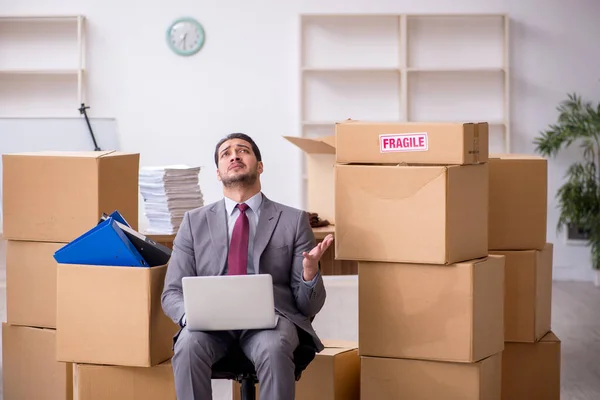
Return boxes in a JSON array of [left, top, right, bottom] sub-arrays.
[[533, 93, 600, 282]]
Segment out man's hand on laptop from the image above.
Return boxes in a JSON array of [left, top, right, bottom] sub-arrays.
[[302, 233, 333, 281]]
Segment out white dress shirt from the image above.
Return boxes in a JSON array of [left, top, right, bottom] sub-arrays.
[[224, 191, 263, 274]]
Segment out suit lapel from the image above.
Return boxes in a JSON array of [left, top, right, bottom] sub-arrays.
[[207, 199, 229, 275], [253, 196, 281, 273]]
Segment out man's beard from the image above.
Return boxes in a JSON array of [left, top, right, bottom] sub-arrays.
[[220, 168, 258, 188]]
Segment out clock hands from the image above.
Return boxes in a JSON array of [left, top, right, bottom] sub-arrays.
[[180, 32, 188, 49]]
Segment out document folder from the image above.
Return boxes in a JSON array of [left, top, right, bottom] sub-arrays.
[[98, 210, 132, 228], [99, 213, 172, 267], [54, 216, 149, 267]]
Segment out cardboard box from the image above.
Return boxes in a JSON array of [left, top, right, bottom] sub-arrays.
[[335, 120, 489, 165], [361, 352, 501, 400], [233, 340, 360, 400], [2, 150, 139, 242], [489, 154, 547, 250], [359, 256, 505, 363], [73, 360, 176, 400], [502, 331, 561, 400], [490, 243, 553, 342], [2, 323, 73, 400], [56, 263, 178, 367], [335, 163, 488, 264], [313, 226, 358, 275], [284, 135, 336, 224], [6, 240, 64, 328]]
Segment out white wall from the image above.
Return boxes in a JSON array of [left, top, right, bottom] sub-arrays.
[[3, 0, 600, 281]]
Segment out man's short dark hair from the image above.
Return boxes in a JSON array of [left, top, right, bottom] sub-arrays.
[[214, 133, 262, 167]]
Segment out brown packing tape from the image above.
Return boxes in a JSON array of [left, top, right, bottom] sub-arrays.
[[474, 126, 479, 163], [467, 124, 480, 163], [97, 150, 117, 157]]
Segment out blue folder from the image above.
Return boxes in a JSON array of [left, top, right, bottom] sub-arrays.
[[53, 216, 150, 267], [99, 210, 131, 228]]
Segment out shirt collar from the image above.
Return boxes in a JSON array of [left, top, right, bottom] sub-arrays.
[[224, 191, 263, 216]]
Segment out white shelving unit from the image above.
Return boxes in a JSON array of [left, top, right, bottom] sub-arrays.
[[299, 13, 510, 153], [0, 15, 86, 117]]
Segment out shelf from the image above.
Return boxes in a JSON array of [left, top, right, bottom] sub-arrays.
[[302, 123, 335, 140], [303, 67, 400, 72], [303, 69, 402, 122], [301, 121, 339, 126], [0, 73, 80, 118], [489, 124, 508, 154], [0, 69, 80, 75], [0, 15, 86, 117], [299, 12, 511, 203], [0, 19, 83, 71], [406, 15, 505, 69], [407, 67, 504, 73], [0, 15, 81, 22], [407, 69, 505, 122], [301, 15, 400, 69]]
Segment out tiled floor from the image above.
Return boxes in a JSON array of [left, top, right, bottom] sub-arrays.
[[0, 279, 599, 399]]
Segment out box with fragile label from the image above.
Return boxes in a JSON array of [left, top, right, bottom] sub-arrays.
[[2, 150, 139, 242], [283, 135, 336, 224], [335, 120, 488, 165], [335, 163, 488, 264], [361, 352, 501, 400], [358, 256, 505, 363]]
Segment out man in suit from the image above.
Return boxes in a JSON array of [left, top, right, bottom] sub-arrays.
[[162, 132, 333, 400]]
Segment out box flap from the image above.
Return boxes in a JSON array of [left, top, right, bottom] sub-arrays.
[[316, 339, 358, 357], [540, 331, 560, 343], [320, 135, 336, 148], [466, 255, 499, 266], [322, 339, 358, 349], [283, 136, 335, 154], [319, 347, 357, 356]]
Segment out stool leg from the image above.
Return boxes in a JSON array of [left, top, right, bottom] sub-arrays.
[[240, 378, 256, 400]]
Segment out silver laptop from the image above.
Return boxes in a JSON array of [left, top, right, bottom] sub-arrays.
[[182, 274, 277, 331]]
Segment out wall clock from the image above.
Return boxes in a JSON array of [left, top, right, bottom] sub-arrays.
[[166, 17, 206, 56]]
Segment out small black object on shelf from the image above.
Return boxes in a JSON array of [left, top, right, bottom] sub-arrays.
[[79, 103, 101, 151]]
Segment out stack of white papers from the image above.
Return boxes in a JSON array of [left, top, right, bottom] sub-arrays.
[[139, 165, 204, 234]]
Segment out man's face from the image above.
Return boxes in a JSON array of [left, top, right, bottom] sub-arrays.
[[216, 138, 263, 188]]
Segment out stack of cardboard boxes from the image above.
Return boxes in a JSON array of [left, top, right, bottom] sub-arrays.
[[334, 121, 506, 399], [1, 150, 177, 400], [488, 154, 561, 399]]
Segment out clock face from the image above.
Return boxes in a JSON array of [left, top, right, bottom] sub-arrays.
[[167, 17, 205, 56]]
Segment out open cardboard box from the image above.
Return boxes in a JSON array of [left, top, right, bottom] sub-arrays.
[[283, 135, 336, 225]]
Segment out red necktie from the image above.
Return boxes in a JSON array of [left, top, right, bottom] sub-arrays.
[[228, 203, 250, 275]]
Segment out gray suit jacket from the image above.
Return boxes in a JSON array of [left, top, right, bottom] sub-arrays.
[[161, 194, 326, 352]]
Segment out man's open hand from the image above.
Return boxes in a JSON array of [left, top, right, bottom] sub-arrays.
[[302, 234, 333, 281]]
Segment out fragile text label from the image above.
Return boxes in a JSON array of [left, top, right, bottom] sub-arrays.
[[379, 133, 429, 153]]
